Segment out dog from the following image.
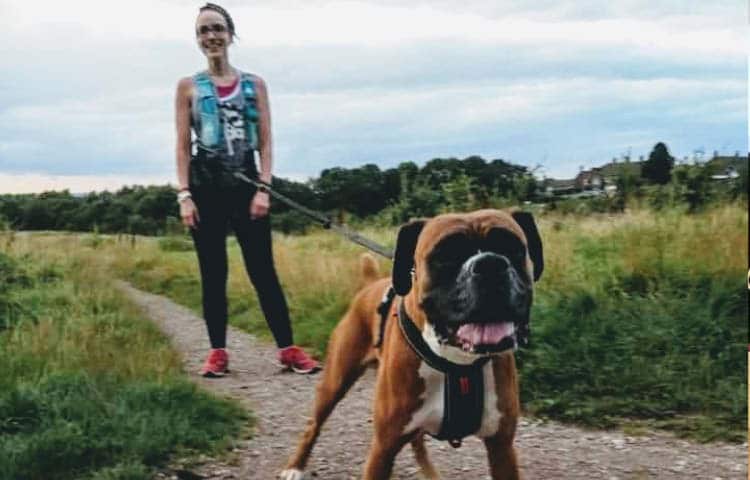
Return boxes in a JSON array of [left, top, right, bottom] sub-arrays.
[[279, 209, 543, 480]]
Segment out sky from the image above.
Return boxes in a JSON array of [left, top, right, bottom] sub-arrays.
[[0, 0, 746, 193]]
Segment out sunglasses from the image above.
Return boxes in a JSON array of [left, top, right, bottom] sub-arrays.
[[196, 23, 228, 36]]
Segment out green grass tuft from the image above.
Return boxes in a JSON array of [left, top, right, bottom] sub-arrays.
[[0, 373, 246, 480], [0, 246, 248, 480]]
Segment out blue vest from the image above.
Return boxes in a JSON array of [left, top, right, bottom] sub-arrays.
[[193, 71, 260, 151]]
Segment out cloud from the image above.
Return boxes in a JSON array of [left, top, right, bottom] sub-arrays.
[[0, 172, 173, 195], [0, 0, 745, 190]]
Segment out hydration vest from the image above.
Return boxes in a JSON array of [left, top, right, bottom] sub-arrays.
[[193, 70, 260, 152]]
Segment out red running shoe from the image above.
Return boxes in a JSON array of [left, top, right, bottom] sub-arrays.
[[200, 349, 229, 377], [278, 346, 320, 374]]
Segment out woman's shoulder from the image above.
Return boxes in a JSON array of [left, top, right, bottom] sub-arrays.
[[176, 75, 198, 91], [238, 70, 267, 90], [177, 71, 211, 88], [176, 72, 212, 100], [176, 77, 195, 103]]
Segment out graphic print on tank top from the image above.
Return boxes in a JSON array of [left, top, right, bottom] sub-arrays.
[[217, 79, 248, 164], [220, 102, 244, 157]]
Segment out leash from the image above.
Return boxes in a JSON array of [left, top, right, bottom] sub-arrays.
[[233, 171, 394, 260]]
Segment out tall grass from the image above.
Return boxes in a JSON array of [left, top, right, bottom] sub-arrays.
[[12, 204, 748, 442], [521, 205, 747, 441], [103, 225, 393, 350], [0, 240, 248, 480]]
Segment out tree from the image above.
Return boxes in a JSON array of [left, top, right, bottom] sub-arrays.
[[420, 158, 463, 189], [315, 164, 386, 217], [672, 164, 712, 213], [613, 168, 643, 212], [642, 142, 675, 185], [441, 174, 476, 212], [513, 174, 537, 202]]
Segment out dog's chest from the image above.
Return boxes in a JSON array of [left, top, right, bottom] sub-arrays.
[[403, 361, 502, 438]]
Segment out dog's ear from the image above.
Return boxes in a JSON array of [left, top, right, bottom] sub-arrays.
[[392, 219, 426, 295], [511, 211, 544, 282]]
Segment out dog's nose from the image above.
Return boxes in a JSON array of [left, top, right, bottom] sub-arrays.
[[470, 252, 509, 277]]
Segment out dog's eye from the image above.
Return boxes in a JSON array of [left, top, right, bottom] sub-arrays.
[[431, 236, 474, 270], [484, 228, 526, 263], [507, 245, 526, 263]]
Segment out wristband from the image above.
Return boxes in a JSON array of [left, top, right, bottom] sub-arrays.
[[177, 190, 192, 203]]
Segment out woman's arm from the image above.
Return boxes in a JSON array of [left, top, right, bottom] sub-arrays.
[[175, 77, 193, 190], [175, 77, 199, 227], [255, 75, 273, 184], [250, 75, 272, 218]]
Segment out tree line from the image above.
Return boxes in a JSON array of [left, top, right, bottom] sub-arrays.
[[0, 156, 536, 235], [0, 147, 746, 236]]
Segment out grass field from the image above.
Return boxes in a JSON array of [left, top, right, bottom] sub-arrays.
[[0, 239, 249, 480], [517, 205, 747, 441], [4, 203, 747, 444]]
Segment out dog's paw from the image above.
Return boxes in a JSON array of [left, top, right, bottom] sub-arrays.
[[278, 468, 306, 480]]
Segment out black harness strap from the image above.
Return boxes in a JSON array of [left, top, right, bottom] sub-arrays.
[[397, 300, 491, 446], [375, 286, 397, 348]]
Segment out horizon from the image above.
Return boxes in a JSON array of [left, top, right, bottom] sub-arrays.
[[1, 148, 743, 196]]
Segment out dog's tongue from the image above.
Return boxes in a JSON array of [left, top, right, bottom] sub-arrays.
[[456, 323, 514, 345]]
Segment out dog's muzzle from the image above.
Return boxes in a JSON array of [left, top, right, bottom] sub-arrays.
[[435, 252, 531, 354]]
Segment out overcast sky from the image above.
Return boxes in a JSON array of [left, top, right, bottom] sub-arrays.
[[0, 0, 746, 193]]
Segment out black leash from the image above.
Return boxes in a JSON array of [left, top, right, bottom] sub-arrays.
[[233, 171, 394, 260]]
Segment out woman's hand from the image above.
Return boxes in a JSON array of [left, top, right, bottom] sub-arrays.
[[250, 191, 270, 219], [180, 198, 200, 228]]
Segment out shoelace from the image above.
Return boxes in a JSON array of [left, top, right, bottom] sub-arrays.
[[209, 350, 227, 364], [291, 348, 313, 366]]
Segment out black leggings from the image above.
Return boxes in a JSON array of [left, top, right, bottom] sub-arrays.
[[189, 185, 293, 349]]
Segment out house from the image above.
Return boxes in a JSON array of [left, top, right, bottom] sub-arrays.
[[706, 153, 747, 180], [710, 165, 741, 181], [542, 178, 577, 196], [538, 151, 747, 199], [575, 168, 604, 190], [597, 160, 643, 182]]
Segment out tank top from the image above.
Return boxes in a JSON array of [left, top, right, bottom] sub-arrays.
[[190, 71, 259, 188]]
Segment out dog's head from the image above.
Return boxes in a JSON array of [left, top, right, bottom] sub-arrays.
[[393, 209, 543, 359]]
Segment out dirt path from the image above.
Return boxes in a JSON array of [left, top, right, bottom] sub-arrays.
[[117, 282, 747, 480]]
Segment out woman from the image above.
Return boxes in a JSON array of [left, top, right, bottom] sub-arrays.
[[174, 3, 319, 376]]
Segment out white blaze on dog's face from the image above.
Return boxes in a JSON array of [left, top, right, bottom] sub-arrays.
[[397, 210, 543, 361]]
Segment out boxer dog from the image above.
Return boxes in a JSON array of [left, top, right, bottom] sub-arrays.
[[280, 209, 543, 480]]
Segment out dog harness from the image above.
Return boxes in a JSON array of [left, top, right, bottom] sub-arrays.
[[376, 286, 491, 447]]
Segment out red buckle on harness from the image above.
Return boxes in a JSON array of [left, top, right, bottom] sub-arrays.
[[459, 376, 470, 395]]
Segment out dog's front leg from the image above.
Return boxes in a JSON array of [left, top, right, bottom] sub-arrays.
[[362, 383, 415, 480], [362, 429, 411, 480], [483, 432, 521, 480]]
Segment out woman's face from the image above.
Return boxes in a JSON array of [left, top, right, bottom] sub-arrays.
[[195, 10, 231, 59]]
